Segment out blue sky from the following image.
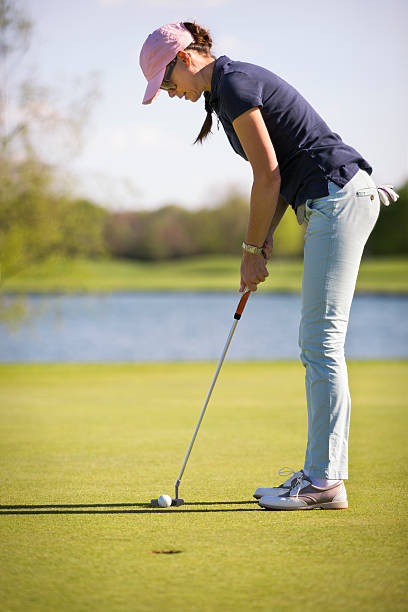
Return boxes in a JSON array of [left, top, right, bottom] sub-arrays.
[[20, 0, 408, 209]]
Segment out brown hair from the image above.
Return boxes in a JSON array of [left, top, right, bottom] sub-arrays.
[[183, 22, 216, 144]]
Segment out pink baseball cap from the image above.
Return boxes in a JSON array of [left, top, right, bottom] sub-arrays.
[[140, 22, 195, 105]]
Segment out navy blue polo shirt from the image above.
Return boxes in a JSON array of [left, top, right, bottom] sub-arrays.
[[209, 56, 372, 210]]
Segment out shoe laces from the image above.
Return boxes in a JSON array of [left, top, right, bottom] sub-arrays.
[[277, 467, 303, 488], [278, 467, 296, 479], [290, 473, 310, 498]]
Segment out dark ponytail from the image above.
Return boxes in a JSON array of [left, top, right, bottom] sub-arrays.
[[183, 22, 216, 144], [193, 91, 213, 144]]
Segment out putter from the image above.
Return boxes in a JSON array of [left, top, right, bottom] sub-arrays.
[[151, 290, 251, 507]]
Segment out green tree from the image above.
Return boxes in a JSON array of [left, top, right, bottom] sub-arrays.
[[59, 198, 108, 257], [366, 180, 408, 255], [0, 156, 61, 280]]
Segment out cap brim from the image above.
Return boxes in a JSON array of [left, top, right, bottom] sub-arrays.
[[142, 68, 166, 105]]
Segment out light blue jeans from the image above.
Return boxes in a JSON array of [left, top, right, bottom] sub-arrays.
[[299, 169, 380, 479]]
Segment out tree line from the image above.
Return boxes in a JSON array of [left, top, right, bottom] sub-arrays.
[[1, 153, 407, 285], [104, 183, 408, 260], [0, 154, 303, 285]]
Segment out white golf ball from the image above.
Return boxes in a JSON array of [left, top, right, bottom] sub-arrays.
[[158, 494, 172, 508]]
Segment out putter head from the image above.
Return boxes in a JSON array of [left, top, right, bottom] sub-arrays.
[[150, 498, 185, 508]]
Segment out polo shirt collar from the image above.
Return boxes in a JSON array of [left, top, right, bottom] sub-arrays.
[[209, 55, 231, 110]]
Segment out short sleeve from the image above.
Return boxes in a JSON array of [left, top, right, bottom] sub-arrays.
[[219, 71, 263, 123]]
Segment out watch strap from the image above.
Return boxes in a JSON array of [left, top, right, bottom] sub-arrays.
[[242, 241, 263, 255]]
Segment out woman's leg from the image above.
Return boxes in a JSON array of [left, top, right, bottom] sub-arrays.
[[299, 170, 380, 479]]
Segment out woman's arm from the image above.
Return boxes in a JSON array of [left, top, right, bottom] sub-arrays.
[[233, 107, 281, 290]]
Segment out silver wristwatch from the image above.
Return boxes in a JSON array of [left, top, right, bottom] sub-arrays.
[[242, 241, 263, 255]]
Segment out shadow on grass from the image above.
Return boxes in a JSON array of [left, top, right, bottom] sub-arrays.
[[0, 500, 261, 515]]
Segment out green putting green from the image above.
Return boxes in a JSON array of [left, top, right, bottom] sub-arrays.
[[0, 362, 407, 611]]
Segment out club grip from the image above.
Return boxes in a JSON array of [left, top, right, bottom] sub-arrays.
[[234, 290, 251, 320]]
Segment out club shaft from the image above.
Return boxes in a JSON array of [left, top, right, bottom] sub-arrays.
[[175, 318, 239, 486]]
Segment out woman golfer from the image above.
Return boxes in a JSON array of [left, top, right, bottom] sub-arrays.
[[140, 21, 394, 510]]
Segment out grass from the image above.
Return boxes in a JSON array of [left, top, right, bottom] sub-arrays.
[[0, 361, 407, 611], [1, 255, 408, 293]]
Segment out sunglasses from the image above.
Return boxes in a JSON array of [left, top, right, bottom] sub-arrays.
[[160, 57, 178, 91]]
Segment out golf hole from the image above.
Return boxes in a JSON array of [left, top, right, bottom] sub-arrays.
[[151, 549, 182, 555]]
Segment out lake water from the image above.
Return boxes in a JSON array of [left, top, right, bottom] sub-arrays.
[[0, 292, 407, 363]]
